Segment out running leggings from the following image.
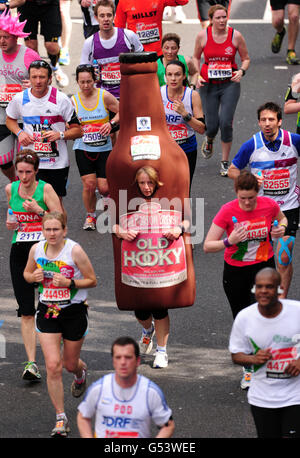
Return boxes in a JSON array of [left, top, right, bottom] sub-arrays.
[[251, 404, 300, 438], [222, 258, 276, 319], [200, 81, 240, 143]]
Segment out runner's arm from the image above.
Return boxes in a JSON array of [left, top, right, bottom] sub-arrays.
[[77, 412, 94, 438], [156, 418, 175, 438], [23, 244, 44, 284], [70, 244, 97, 289]]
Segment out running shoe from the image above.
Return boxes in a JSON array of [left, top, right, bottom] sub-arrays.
[[71, 367, 87, 398], [201, 137, 214, 159], [22, 361, 41, 381], [271, 27, 286, 53], [83, 215, 96, 231], [153, 350, 168, 368], [220, 160, 230, 177], [139, 326, 155, 355], [51, 417, 70, 437], [163, 6, 172, 20], [59, 48, 70, 66], [53, 67, 69, 88], [240, 367, 252, 390], [286, 50, 300, 65], [174, 6, 186, 23]]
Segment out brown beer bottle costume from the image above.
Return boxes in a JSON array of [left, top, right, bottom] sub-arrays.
[[106, 52, 195, 311]]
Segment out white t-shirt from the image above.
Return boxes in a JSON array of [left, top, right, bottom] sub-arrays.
[[78, 373, 172, 438], [229, 299, 300, 408], [6, 86, 76, 169]]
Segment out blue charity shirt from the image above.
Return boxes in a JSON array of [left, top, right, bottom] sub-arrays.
[[232, 129, 300, 170]]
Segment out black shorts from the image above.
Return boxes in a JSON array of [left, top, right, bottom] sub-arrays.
[[10, 241, 37, 317], [83, 24, 100, 39], [250, 404, 300, 438], [75, 149, 110, 179], [283, 207, 299, 237], [36, 167, 69, 197], [18, 0, 62, 42], [134, 309, 169, 321], [196, 0, 231, 21], [271, 0, 300, 9], [223, 257, 276, 319], [36, 302, 89, 341]]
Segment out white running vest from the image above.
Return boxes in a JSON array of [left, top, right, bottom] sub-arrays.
[[34, 238, 87, 307], [250, 129, 300, 211]]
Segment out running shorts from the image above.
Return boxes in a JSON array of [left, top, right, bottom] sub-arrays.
[[36, 166, 69, 197], [271, 0, 300, 9], [75, 149, 110, 179], [18, 0, 62, 42], [36, 302, 89, 341]]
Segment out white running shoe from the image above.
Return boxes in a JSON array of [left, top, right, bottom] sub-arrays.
[[53, 67, 69, 88], [174, 6, 186, 23], [153, 350, 168, 368], [240, 367, 252, 390], [163, 6, 172, 20], [139, 326, 155, 355]]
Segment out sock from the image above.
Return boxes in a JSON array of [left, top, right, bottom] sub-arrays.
[[56, 412, 67, 421], [48, 52, 59, 69], [87, 212, 96, 218], [143, 324, 154, 335], [156, 345, 166, 353], [75, 369, 86, 384]]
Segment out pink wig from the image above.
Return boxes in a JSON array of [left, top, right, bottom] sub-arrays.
[[0, 8, 30, 38]]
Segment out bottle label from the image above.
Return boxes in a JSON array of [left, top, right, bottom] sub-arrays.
[[130, 135, 160, 161], [120, 203, 187, 288], [0, 84, 22, 108]]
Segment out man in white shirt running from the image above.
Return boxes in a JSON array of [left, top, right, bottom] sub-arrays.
[[229, 267, 300, 438], [77, 336, 175, 438]]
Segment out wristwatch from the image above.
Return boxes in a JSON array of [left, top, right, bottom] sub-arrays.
[[38, 210, 45, 217], [240, 68, 246, 76], [60, 131, 65, 140], [69, 279, 76, 289], [109, 120, 117, 128], [183, 113, 192, 122]]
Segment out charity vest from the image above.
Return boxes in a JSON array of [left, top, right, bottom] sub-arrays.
[[72, 89, 112, 152], [250, 129, 300, 211], [34, 238, 87, 307], [200, 26, 238, 83], [161, 85, 196, 153], [9, 179, 48, 244]]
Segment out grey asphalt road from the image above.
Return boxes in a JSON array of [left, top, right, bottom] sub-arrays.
[[0, 0, 300, 444]]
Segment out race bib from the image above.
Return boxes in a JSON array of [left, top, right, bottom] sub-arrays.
[[262, 169, 290, 196], [41, 287, 71, 303], [266, 347, 297, 379], [207, 61, 232, 79], [136, 25, 160, 44], [168, 124, 189, 144], [101, 62, 121, 85], [16, 220, 44, 242], [0, 83, 22, 108], [32, 132, 58, 158], [83, 125, 108, 147]]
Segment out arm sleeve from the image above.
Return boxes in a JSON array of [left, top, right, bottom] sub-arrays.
[[229, 313, 253, 355], [147, 381, 172, 427], [77, 381, 103, 419], [124, 29, 144, 52], [290, 132, 300, 156], [231, 138, 255, 170], [24, 48, 41, 70], [80, 36, 94, 65], [114, 0, 127, 28]]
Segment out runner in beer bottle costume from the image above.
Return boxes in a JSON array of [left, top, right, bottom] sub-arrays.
[[106, 52, 196, 370], [0, 8, 40, 183]]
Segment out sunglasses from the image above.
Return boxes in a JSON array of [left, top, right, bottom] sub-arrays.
[[76, 64, 94, 71]]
